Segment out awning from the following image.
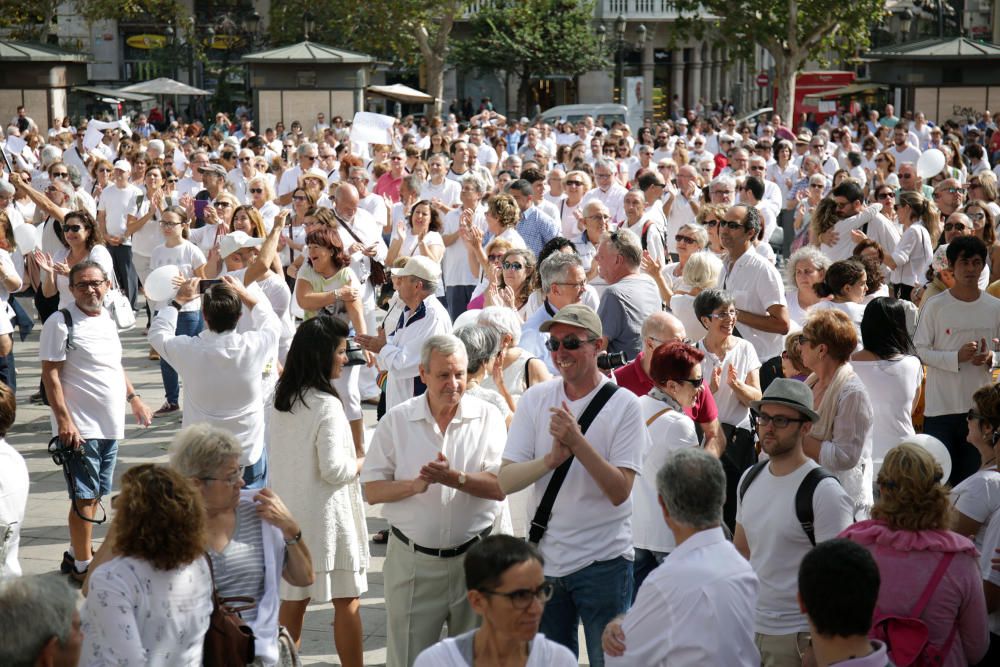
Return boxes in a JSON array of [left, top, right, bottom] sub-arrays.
[[803, 82, 888, 100], [119, 77, 212, 96], [72, 85, 154, 102], [366, 84, 435, 104]]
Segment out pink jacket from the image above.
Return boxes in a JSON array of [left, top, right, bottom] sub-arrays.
[[840, 520, 988, 667]]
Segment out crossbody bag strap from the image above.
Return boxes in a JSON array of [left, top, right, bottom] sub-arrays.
[[528, 383, 620, 545], [645, 406, 673, 426], [910, 552, 955, 618]]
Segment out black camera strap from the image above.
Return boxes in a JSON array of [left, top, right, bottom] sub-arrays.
[[48, 436, 107, 525], [528, 382, 619, 545]]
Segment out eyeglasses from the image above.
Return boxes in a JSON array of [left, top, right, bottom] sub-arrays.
[[51, 172, 69, 178], [545, 335, 596, 352], [249, 188, 264, 194], [809, 184, 824, 190], [239, 157, 252, 163], [709, 309, 737, 320], [554, 281, 587, 291], [711, 190, 734, 196], [63, 224, 84, 233], [303, 155, 317, 161], [943, 222, 967, 232], [702, 219, 719, 228], [71, 279, 106, 291], [675, 234, 697, 245], [720, 220, 746, 230], [754, 411, 809, 429], [876, 192, 894, 200], [213, 201, 232, 209], [487, 253, 504, 262], [502, 261, 524, 271], [671, 377, 704, 388], [200, 466, 246, 486], [98, 167, 112, 173], [587, 214, 611, 222], [160, 221, 183, 227], [565, 180, 584, 187], [939, 187, 967, 195], [478, 582, 554, 609], [292, 195, 309, 202]]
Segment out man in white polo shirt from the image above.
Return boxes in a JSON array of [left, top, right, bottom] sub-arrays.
[[499, 304, 648, 666], [717, 205, 789, 361], [363, 334, 506, 667], [97, 159, 141, 309]]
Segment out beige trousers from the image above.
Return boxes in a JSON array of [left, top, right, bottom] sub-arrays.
[[755, 631, 812, 667]]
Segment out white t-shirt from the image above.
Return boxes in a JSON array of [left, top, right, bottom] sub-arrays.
[[718, 250, 788, 360], [414, 632, 577, 667], [978, 503, 1000, 634], [441, 206, 486, 287], [149, 241, 206, 311], [420, 179, 461, 208], [53, 245, 115, 310], [696, 338, 761, 428], [891, 223, 933, 287], [188, 223, 225, 256], [889, 144, 921, 166], [633, 397, 698, 553], [0, 438, 29, 578], [503, 379, 648, 577], [950, 468, 1000, 554], [852, 356, 922, 465], [736, 460, 855, 634], [98, 183, 141, 243], [559, 198, 583, 238], [39, 303, 126, 440]]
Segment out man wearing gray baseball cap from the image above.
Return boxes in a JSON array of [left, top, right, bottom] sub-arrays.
[[734, 379, 853, 667]]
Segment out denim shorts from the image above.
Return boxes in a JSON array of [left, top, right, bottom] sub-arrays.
[[64, 438, 118, 500]]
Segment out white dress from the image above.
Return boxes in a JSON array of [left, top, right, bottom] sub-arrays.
[[852, 355, 922, 468], [268, 388, 369, 601], [80, 556, 213, 666]]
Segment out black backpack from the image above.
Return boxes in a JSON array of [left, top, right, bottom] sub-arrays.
[[738, 461, 839, 546]]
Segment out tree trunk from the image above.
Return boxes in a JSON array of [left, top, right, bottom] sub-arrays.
[[425, 52, 445, 119], [516, 71, 532, 118], [772, 53, 797, 130]]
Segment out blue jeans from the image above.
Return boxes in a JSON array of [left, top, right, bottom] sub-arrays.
[[65, 438, 118, 500], [540, 556, 633, 666], [159, 311, 204, 405], [242, 447, 268, 490]]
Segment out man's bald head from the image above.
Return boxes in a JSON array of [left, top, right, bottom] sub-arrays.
[[334, 183, 360, 218], [642, 311, 686, 343]]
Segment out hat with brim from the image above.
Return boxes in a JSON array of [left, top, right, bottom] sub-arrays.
[[219, 231, 264, 259], [199, 163, 227, 178], [539, 303, 603, 339], [750, 378, 820, 422], [390, 255, 441, 283]]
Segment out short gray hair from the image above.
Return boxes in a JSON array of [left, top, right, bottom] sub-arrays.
[[710, 174, 736, 193], [678, 222, 709, 249], [0, 574, 78, 666], [454, 325, 500, 375], [168, 423, 243, 479], [297, 142, 318, 158], [540, 251, 583, 292], [656, 448, 726, 529], [603, 228, 642, 268], [681, 251, 723, 290], [785, 246, 831, 289], [462, 173, 486, 195], [478, 305, 523, 345], [420, 334, 467, 370]]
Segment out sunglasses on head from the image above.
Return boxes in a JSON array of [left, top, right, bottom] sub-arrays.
[[545, 335, 596, 352]]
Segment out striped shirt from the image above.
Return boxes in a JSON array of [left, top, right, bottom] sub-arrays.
[[209, 499, 266, 622]]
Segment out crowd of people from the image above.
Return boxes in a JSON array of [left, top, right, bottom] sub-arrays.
[[2, 98, 1000, 666]]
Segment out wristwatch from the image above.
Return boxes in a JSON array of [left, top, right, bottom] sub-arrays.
[[457, 471, 467, 488], [283, 530, 302, 546], [169, 299, 183, 310]]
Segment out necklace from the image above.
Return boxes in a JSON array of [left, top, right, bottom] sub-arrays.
[[980, 457, 996, 470]]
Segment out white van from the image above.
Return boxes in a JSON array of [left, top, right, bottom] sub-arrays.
[[538, 103, 628, 127]]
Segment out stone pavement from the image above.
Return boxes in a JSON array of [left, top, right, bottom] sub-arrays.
[[9, 304, 591, 666]]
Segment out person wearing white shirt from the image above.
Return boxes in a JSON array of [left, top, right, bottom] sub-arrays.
[[499, 304, 648, 666], [914, 235, 1000, 487], [581, 159, 628, 227], [441, 175, 488, 321], [625, 177, 667, 266], [356, 257, 453, 412], [149, 274, 280, 488], [602, 448, 760, 667], [887, 125, 921, 167], [733, 380, 855, 667], [97, 160, 141, 309], [174, 150, 208, 199], [0, 383, 28, 579], [227, 148, 258, 204], [662, 165, 702, 255], [421, 154, 462, 215], [362, 334, 506, 667], [717, 206, 790, 361], [276, 143, 318, 205], [349, 167, 390, 231]]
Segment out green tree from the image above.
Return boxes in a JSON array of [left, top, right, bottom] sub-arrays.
[[451, 0, 607, 116], [0, 0, 185, 43], [269, 0, 467, 117], [668, 0, 885, 122]]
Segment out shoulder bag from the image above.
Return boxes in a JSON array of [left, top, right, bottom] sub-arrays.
[[203, 555, 256, 667]]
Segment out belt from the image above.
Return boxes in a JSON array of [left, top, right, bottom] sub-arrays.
[[390, 525, 492, 558]]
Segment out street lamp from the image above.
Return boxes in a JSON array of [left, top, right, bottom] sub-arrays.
[[609, 15, 647, 105], [303, 11, 315, 41]]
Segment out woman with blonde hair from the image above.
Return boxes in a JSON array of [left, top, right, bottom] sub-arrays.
[[80, 464, 213, 664], [642, 222, 709, 305], [559, 170, 592, 237], [841, 443, 988, 667], [669, 250, 723, 341], [248, 174, 280, 231]]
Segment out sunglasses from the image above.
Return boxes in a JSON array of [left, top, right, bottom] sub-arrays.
[[720, 220, 746, 230], [51, 172, 69, 178], [876, 192, 894, 200], [545, 335, 596, 352], [98, 168, 112, 173], [213, 202, 233, 209], [809, 184, 824, 189], [675, 234, 697, 245], [487, 253, 504, 262], [167, 178, 178, 184], [249, 188, 263, 194], [502, 261, 524, 271], [71, 280, 106, 290], [292, 195, 309, 202], [703, 219, 719, 228], [943, 222, 967, 232], [63, 224, 84, 233], [967, 212, 987, 221], [239, 157, 252, 163], [565, 180, 584, 187], [671, 377, 704, 388]]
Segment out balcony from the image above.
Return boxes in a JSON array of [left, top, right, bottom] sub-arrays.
[[596, 0, 685, 20]]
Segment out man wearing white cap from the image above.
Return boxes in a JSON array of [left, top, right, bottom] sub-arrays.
[[356, 256, 452, 412], [97, 159, 141, 309]]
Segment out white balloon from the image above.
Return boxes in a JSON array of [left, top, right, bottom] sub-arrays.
[[13, 224, 38, 254], [143, 265, 181, 302], [897, 433, 952, 484], [916, 149, 945, 180]]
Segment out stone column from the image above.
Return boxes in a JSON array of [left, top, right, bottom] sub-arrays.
[[689, 46, 702, 114], [711, 46, 722, 106], [642, 39, 655, 121], [700, 44, 712, 109], [671, 49, 685, 116]]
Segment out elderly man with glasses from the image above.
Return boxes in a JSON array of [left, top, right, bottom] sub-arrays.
[[276, 142, 319, 205], [582, 159, 628, 227]]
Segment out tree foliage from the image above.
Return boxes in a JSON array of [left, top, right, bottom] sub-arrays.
[[0, 0, 185, 42], [451, 0, 607, 115], [668, 0, 885, 121]]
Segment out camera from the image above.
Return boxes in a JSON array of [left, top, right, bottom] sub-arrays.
[[47, 436, 81, 467], [344, 340, 368, 367], [597, 351, 627, 371]]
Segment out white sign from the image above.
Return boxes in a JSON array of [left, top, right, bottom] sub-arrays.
[[624, 77, 644, 133], [349, 112, 396, 146]]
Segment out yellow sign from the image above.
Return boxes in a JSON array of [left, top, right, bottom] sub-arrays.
[[207, 34, 245, 50], [126, 34, 168, 50]]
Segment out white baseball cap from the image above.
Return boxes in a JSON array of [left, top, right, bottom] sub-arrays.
[[113, 159, 132, 173], [219, 231, 264, 259], [390, 256, 441, 283]]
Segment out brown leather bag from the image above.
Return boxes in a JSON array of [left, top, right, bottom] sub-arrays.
[[203, 556, 256, 667]]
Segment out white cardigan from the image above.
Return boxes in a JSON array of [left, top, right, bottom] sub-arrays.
[[269, 388, 370, 573]]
